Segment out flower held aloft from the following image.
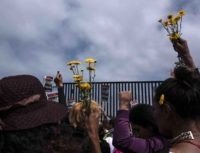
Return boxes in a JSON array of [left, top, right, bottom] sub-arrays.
[[67, 58, 99, 127], [158, 10, 186, 41]]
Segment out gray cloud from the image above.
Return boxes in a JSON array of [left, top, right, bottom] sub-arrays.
[[1, 0, 200, 82]]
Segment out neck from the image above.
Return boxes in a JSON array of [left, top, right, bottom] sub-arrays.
[[171, 118, 200, 139]]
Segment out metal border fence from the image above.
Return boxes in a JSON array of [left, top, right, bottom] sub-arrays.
[[63, 81, 162, 117]]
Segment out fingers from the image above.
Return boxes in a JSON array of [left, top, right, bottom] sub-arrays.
[[54, 71, 63, 87], [172, 38, 188, 54], [178, 37, 186, 43], [173, 42, 182, 52], [56, 73, 62, 79], [130, 99, 138, 107], [119, 91, 132, 110]]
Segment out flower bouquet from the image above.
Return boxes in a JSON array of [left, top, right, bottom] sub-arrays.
[[158, 10, 186, 41], [67, 58, 101, 128], [158, 10, 187, 67]]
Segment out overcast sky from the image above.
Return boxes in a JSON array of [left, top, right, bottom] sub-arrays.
[[1, 0, 200, 82]]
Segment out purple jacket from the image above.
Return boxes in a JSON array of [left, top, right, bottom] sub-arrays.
[[113, 110, 168, 153]]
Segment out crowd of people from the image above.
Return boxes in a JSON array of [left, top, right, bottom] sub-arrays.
[[0, 37, 200, 153]]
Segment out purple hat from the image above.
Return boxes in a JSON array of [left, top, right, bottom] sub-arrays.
[[0, 75, 67, 131]]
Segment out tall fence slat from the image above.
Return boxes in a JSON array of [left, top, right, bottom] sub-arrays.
[[63, 81, 162, 117]]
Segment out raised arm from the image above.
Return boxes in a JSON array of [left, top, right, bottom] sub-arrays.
[[172, 38, 196, 69], [113, 91, 167, 153], [84, 110, 102, 153], [54, 71, 66, 105]]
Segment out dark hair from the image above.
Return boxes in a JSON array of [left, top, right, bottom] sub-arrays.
[[155, 66, 200, 119], [108, 117, 115, 127], [51, 121, 85, 153], [129, 104, 158, 134], [0, 119, 86, 153], [0, 124, 57, 153]]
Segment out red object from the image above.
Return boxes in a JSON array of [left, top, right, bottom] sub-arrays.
[[44, 76, 53, 81], [47, 92, 58, 98]]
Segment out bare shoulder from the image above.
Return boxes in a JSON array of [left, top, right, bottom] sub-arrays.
[[170, 142, 200, 153]]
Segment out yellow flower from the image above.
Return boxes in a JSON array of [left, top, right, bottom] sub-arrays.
[[167, 14, 173, 20], [173, 15, 181, 23], [67, 60, 81, 65], [85, 58, 96, 63], [178, 10, 186, 16], [79, 82, 91, 90], [73, 75, 83, 81], [164, 21, 170, 26], [169, 32, 181, 40], [87, 66, 96, 71], [159, 94, 165, 105]]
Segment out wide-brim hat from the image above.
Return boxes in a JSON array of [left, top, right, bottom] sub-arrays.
[[0, 75, 67, 131]]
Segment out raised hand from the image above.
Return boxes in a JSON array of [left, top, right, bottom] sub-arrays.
[[172, 38, 189, 55], [119, 91, 133, 110], [172, 38, 196, 69], [54, 71, 63, 87]]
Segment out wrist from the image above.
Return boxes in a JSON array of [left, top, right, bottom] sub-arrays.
[[180, 54, 196, 68], [119, 105, 130, 110], [58, 83, 63, 87], [180, 52, 191, 58]]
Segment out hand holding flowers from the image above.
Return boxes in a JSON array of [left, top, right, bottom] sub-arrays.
[[158, 10, 196, 68], [67, 58, 101, 128]]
